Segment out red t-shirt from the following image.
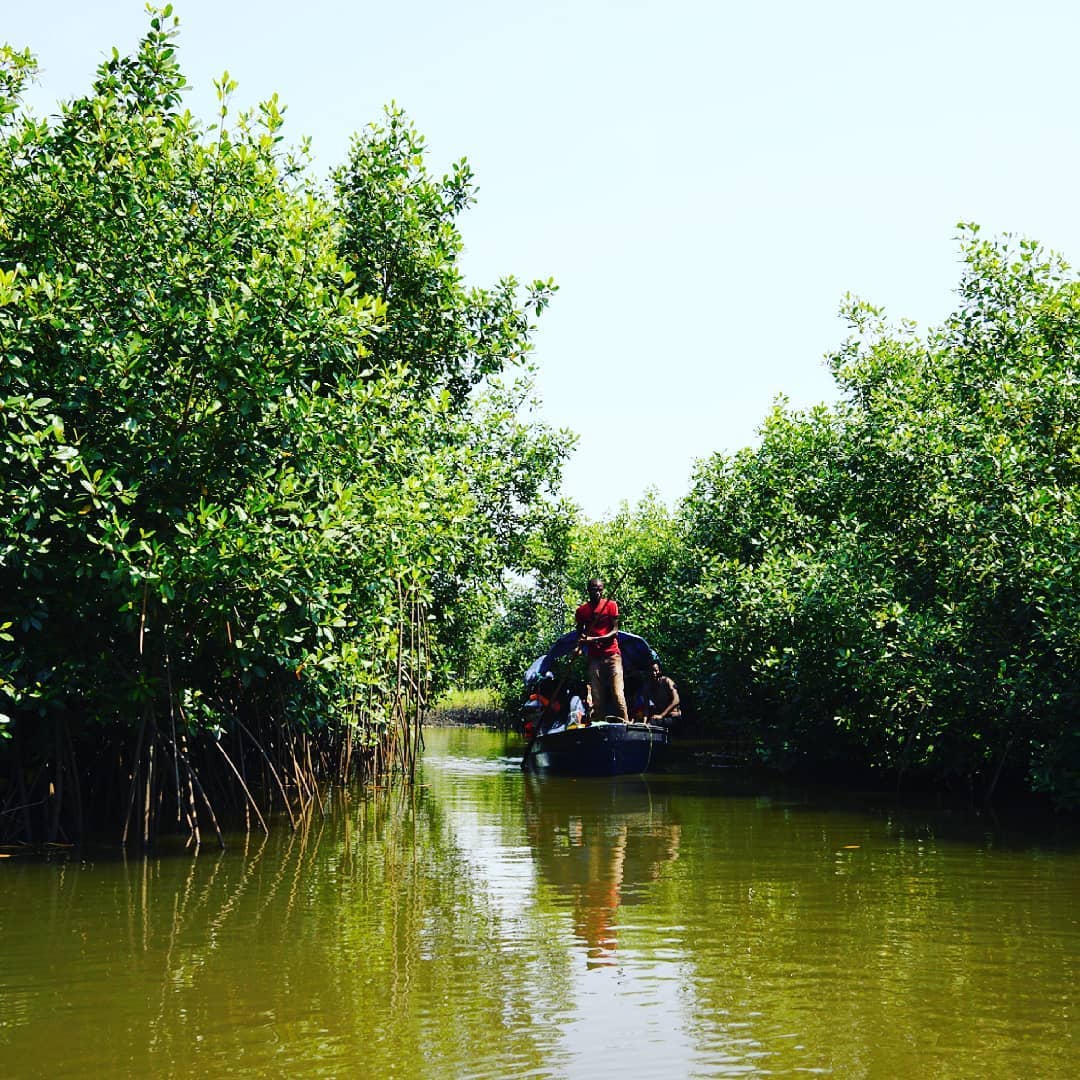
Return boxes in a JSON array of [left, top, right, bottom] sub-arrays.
[[575, 599, 620, 659]]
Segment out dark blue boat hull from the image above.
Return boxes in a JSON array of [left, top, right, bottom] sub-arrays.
[[524, 721, 668, 776]]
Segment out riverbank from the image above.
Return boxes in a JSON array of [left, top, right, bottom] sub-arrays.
[[426, 706, 506, 728]]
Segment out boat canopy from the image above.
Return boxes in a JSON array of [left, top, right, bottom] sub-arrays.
[[523, 630, 659, 688]]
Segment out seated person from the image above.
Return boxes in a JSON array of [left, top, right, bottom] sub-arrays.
[[566, 682, 588, 727], [647, 662, 681, 726], [522, 696, 540, 740], [527, 672, 564, 733]]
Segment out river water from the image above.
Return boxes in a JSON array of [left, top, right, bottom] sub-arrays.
[[1, 727, 1077, 1078]]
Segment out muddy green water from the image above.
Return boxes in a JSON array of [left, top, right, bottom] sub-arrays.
[[1, 727, 1077, 1078]]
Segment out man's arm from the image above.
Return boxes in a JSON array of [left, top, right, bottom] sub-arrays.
[[578, 600, 619, 641], [585, 616, 618, 643]]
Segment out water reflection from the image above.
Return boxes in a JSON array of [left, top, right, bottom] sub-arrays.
[[0, 784, 564, 1078], [1, 729, 1077, 1079], [523, 775, 680, 967]]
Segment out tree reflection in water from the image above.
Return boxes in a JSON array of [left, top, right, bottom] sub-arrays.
[[4, 729, 1077, 1079]]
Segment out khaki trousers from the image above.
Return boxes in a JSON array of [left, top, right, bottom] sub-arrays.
[[589, 653, 628, 722]]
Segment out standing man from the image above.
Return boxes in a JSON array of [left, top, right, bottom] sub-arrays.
[[575, 577, 629, 723]]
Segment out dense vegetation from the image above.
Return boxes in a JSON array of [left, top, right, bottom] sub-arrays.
[[0, 10, 566, 844], [482, 230, 1080, 809], [3, 12, 1075, 841]]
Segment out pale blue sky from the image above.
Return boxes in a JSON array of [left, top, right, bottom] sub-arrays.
[[5, 2, 1079, 518]]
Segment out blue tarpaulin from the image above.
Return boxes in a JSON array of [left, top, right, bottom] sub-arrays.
[[523, 631, 659, 688]]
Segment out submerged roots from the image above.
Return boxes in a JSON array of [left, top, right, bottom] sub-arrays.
[[0, 700, 424, 850]]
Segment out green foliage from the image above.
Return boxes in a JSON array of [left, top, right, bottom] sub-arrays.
[[0, 10, 567, 839], [562, 490, 688, 660], [467, 490, 693, 714], [469, 580, 563, 712], [434, 688, 498, 711], [3, 11, 370, 727], [333, 106, 556, 406], [503, 228, 1078, 808], [331, 105, 572, 704], [673, 227, 1080, 804]]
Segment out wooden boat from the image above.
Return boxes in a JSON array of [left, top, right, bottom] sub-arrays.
[[523, 719, 669, 776], [520, 629, 672, 776]]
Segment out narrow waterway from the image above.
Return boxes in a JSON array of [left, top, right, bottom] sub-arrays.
[[1, 727, 1077, 1078]]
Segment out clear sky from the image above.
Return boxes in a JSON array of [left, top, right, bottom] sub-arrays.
[[5, 2, 1080, 519]]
